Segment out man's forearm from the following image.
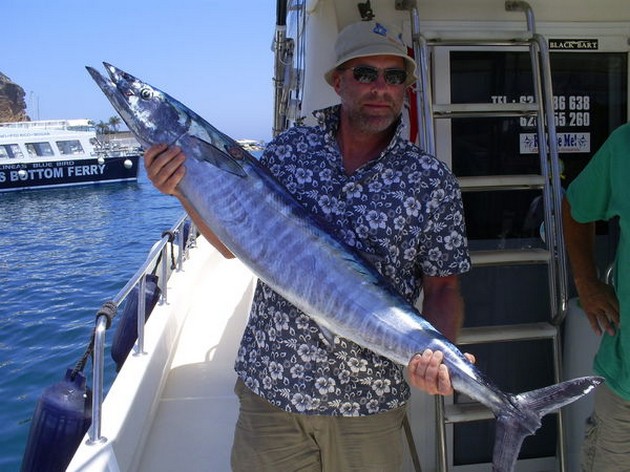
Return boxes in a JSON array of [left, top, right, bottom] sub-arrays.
[[562, 197, 598, 292]]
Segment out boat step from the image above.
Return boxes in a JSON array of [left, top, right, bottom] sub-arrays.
[[459, 174, 545, 191], [433, 102, 538, 118], [471, 248, 550, 266], [444, 401, 493, 424], [443, 399, 559, 424], [457, 322, 558, 345]]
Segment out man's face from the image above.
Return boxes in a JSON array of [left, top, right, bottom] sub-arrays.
[[332, 55, 407, 135]]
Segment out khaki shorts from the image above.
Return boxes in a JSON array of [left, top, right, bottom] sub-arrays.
[[231, 379, 407, 472], [581, 383, 630, 471]]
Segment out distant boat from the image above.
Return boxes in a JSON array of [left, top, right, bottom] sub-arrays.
[[0, 119, 140, 192], [236, 138, 265, 153]]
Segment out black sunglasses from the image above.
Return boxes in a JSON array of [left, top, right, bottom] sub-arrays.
[[341, 65, 408, 86]]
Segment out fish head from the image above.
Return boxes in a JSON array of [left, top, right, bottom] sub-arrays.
[[86, 63, 190, 150], [87, 62, 250, 178]]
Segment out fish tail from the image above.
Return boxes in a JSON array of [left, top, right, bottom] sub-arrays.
[[491, 375, 604, 472]]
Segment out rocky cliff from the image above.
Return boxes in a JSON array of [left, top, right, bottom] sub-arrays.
[[0, 72, 29, 122]]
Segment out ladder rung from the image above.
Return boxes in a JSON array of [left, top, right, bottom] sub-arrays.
[[444, 398, 560, 424], [444, 402, 493, 424], [471, 248, 550, 266], [423, 31, 533, 44], [458, 322, 558, 345], [459, 174, 545, 191], [433, 103, 538, 118]]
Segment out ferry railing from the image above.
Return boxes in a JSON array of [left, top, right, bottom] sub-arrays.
[[86, 213, 196, 444]]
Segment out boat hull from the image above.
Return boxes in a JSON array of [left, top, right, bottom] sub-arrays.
[[0, 155, 140, 192]]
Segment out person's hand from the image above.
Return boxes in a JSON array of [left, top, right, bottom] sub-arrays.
[[407, 349, 475, 395], [144, 144, 186, 197], [577, 278, 620, 336]]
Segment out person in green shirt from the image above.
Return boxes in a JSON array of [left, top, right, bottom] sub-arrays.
[[563, 123, 630, 471]]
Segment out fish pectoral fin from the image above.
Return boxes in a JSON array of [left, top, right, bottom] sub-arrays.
[[189, 136, 247, 177]]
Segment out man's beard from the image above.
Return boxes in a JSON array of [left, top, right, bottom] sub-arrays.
[[346, 100, 401, 135]]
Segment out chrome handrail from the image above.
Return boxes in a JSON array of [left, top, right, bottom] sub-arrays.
[[605, 260, 616, 287], [87, 213, 195, 444]]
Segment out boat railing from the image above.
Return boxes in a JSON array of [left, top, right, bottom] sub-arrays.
[[94, 146, 142, 158], [94, 136, 143, 158], [83, 213, 197, 444], [0, 119, 94, 131]]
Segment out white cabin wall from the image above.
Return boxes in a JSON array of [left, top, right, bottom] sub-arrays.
[[301, 0, 630, 125], [416, 0, 630, 22], [301, 0, 339, 122]]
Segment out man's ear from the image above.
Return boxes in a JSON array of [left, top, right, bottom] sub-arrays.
[[331, 71, 343, 94]]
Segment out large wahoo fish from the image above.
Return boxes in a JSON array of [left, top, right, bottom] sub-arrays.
[[87, 63, 602, 471]]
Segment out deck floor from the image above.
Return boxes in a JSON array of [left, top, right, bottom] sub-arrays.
[[137, 242, 256, 472]]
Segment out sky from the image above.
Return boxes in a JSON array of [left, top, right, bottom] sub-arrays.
[[3, 1, 276, 142]]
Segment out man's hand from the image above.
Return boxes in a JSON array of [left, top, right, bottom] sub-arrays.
[[144, 144, 186, 197], [143, 143, 234, 258], [577, 278, 620, 336], [562, 196, 619, 336], [407, 349, 475, 396]]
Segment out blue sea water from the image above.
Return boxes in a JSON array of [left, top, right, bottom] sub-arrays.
[[0, 169, 183, 471]]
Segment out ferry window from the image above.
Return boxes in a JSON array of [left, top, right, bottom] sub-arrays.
[[449, 51, 627, 240], [25, 142, 55, 158], [0, 144, 24, 159], [56, 140, 84, 155]]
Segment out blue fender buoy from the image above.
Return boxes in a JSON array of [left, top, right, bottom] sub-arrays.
[[20, 368, 92, 472], [111, 273, 161, 371]]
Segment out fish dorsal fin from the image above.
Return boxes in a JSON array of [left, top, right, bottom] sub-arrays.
[[317, 324, 337, 348], [189, 135, 247, 177]]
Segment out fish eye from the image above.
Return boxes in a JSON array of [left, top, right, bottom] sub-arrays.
[[139, 88, 153, 99]]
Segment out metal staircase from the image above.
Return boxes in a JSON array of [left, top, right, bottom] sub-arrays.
[[401, 1, 569, 470]]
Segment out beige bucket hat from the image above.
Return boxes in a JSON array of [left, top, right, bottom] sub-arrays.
[[324, 20, 418, 87]]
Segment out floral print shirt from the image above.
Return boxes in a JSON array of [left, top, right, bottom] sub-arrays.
[[234, 105, 470, 416]]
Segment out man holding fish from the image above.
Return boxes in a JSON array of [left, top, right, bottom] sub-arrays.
[[145, 20, 471, 471]]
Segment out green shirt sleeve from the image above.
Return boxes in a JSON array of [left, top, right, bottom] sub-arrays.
[[566, 123, 630, 224]]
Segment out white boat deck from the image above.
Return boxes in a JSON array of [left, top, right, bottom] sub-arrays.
[[136, 243, 255, 472], [68, 239, 256, 472]]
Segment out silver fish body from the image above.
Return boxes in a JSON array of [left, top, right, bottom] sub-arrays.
[[87, 63, 603, 471]]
